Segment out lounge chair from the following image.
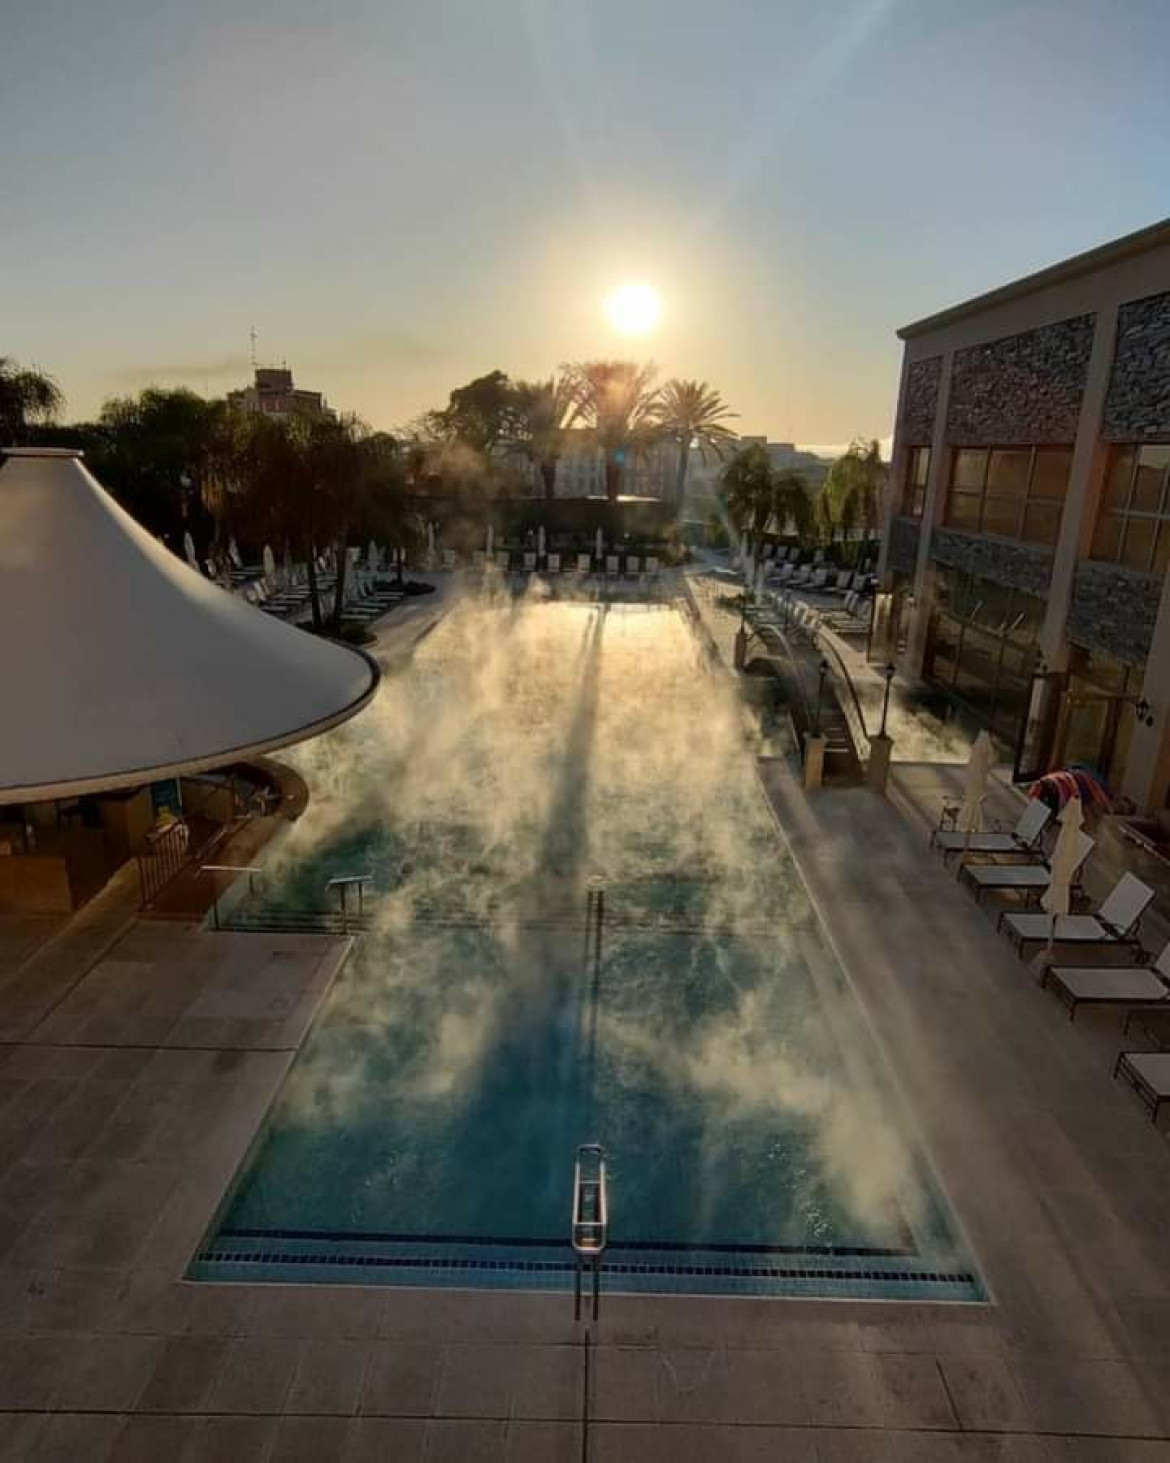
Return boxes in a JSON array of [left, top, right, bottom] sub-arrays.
[[442, 549, 456, 570], [548, 553, 561, 574], [931, 797, 1051, 860], [605, 555, 619, 577], [523, 552, 537, 572], [961, 831, 1094, 904], [1113, 1051, 1170, 1123], [627, 556, 640, 575], [1046, 941, 1170, 1022], [577, 553, 591, 574], [495, 550, 510, 571], [472, 550, 486, 569], [999, 872, 1154, 954], [645, 556, 659, 576]]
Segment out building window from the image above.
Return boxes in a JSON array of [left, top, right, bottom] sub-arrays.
[[925, 567, 1045, 744], [943, 446, 1073, 546], [901, 447, 930, 518], [1090, 444, 1170, 574]]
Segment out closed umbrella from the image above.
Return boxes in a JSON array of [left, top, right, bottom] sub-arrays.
[[958, 731, 995, 834], [595, 527, 604, 561], [486, 523, 494, 560], [426, 522, 436, 564], [228, 536, 242, 570], [367, 538, 378, 571], [1038, 795, 1084, 961], [263, 545, 276, 583], [537, 525, 546, 559], [183, 531, 198, 569]]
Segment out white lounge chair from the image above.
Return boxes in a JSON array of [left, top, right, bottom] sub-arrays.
[[932, 798, 1051, 860], [1049, 942, 1170, 1023], [999, 873, 1155, 954], [547, 553, 561, 574], [495, 550, 510, 571], [577, 553, 591, 574], [627, 556, 640, 575], [645, 556, 659, 576], [442, 548, 456, 570], [961, 831, 1094, 904], [523, 552, 537, 572], [605, 555, 619, 577]]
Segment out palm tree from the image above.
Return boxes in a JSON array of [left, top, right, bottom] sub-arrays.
[[563, 361, 660, 501], [723, 446, 812, 574], [823, 437, 887, 567], [653, 379, 738, 503], [0, 357, 64, 445], [510, 376, 574, 500]]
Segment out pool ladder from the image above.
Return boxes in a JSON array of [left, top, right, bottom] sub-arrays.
[[572, 1143, 608, 1321]]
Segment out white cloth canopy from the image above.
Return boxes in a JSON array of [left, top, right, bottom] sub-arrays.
[[0, 449, 379, 804]]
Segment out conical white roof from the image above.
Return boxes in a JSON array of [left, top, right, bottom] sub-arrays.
[[0, 449, 379, 804]]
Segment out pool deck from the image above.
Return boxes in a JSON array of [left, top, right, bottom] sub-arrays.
[[4, 597, 1170, 1457]]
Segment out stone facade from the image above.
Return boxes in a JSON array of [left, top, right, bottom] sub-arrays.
[[886, 516, 921, 575], [1103, 291, 1170, 442], [928, 527, 1055, 597], [900, 357, 942, 444], [1066, 561, 1161, 666], [946, 316, 1094, 445]]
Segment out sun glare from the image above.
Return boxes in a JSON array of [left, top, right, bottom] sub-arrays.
[[605, 282, 663, 337]]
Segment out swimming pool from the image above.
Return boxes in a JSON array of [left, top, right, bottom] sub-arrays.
[[193, 597, 982, 1300]]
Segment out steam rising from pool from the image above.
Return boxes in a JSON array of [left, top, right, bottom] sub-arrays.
[[255, 592, 940, 1246]]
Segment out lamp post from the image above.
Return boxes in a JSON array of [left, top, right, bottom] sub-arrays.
[[879, 663, 896, 738], [814, 657, 829, 736]]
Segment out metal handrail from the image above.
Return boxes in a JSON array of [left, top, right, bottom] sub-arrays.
[[811, 629, 873, 761], [200, 863, 265, 930]]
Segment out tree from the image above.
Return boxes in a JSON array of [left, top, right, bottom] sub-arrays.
[[0, 357, 64, 445], [653, 379, 738, 503], [823, 437, 887, 566], [722, 446, 812, 573], [563, 360, 660, 501], [89, 387, 221, 547], [436, 370, 520, 454], [510, 375, 574, 500]]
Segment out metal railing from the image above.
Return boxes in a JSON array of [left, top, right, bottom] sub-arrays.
[[327, 874, 374, 932], [138, 820, 192, 905], [202, 863, 265, 930], [572, 1143, 608, 1321], [811, 630, 873, 767]]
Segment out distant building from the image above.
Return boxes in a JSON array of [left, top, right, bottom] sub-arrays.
[[877, 217, 1170, 812], [735, 437, 832, 490], [226, 366, 335, 422]]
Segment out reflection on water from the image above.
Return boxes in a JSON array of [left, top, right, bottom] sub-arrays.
[[212, 597, 972, 1287]]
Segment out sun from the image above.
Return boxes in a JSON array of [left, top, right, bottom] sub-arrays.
[[605, 282, 663, 337]]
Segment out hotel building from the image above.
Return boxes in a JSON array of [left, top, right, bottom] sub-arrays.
[[877, 219, 1170, 815]]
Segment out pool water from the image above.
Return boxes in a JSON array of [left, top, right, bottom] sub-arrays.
[[193, 597, 982, 1300]]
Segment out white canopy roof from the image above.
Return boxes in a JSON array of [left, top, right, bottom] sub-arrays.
[[0, 449, 379, 805]]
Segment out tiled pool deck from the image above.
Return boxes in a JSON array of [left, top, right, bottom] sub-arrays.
[[4, 587, 1170, 1458]]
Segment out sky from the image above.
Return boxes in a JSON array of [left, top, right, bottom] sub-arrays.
[[3, 0, 1169, 449]]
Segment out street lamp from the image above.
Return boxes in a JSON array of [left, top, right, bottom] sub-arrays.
[[814, 657, 829, 736], [879, 662, 896, 738]]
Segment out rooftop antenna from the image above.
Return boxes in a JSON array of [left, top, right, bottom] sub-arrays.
[[249, 326, 258, 369]]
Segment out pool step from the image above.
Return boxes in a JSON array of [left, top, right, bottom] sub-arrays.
[[225, 908, 374, 936]]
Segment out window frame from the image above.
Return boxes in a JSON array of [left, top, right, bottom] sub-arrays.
[[1090, 444, 1170, 575], [901, 446, 930, 519], [943, 444, 1073, 546]]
